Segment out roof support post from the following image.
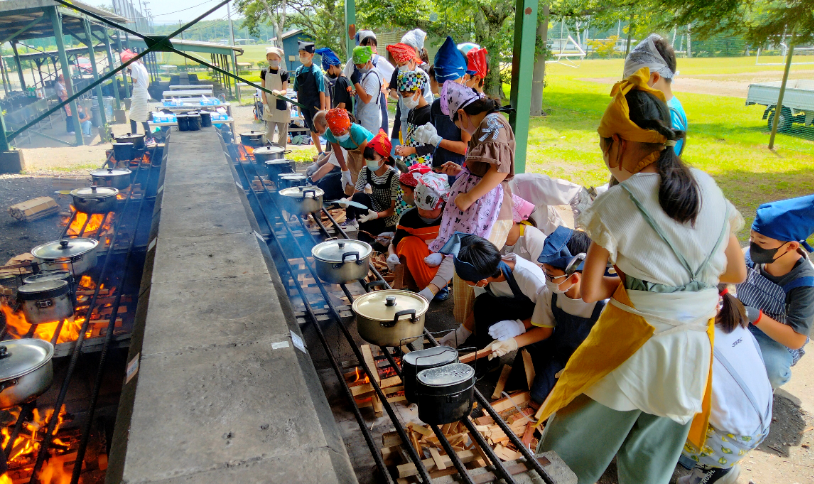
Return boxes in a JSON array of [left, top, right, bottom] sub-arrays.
[[0, 106, 9, 152], [50, 7, 84, 146], [344, 0, 356, 59], [11, 42, 26, 91], [116, 31, 130, 98], [508, 0, 537, 173], [103, 28, 122, 110], [83, 18, 108, 139], [0, 57, 10, 95]]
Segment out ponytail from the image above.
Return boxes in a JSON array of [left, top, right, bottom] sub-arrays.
[[716, 284, 747, 334], [454, 96, 516, 122]]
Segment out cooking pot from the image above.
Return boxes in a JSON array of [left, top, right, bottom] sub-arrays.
[[31, 238, 99, 276], [278, 173, 308, 190], [402, 346, 458, 403], [312, 239, 371, 284], [200, 111, 212, 127], [17, 280, 74, 325], [0, 339, 54, 409], [240, 131, 265, 147], [279, 186, 323, 215], [352, 290, 428, 347], [70, 185, 118, 214], [253, 145, 291, 164], [90, 167, 132, 190], [265, 159, 294, 180], [114, 132, 145, 150], [23, 270, 74, 288], [176, 114, 190, 131], [185, 111, 201, 131], [415, 363, 476, 425], [112, 142, 135, 161]]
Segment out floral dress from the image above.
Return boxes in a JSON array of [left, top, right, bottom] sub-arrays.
[[396, 104, 435, 217]]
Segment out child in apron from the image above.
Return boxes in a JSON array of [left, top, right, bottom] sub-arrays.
[[293, 41, 327, 155], [735, 194, 814, 389], [350, 46, 382, 135], [679, 285, 772, 484], [260, 47, 290, 148], [393, 69, 434, 169], [535, 68, 747, 484], [395, 164, 431, 218], [314, 109, 374, 197]]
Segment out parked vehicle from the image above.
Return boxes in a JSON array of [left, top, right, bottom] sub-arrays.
[[746, 80, 814, 132]]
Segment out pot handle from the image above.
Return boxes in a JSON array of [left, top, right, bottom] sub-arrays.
[[301, 188, 317, 199], [380, 309, 416, 328], [366, 280, 388, 291], [0, 378, 18, 393], [340, 251, 360, 263]]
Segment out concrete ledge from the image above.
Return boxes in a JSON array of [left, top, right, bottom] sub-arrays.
[[107, 128, 356, 484]]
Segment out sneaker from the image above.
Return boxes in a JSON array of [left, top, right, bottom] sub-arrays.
[[433, 287, 449, 302], [678, 465, 740, 484], [340, 218, 358, 231]]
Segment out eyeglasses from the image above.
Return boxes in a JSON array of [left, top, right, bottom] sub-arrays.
[[543, 272, 568, 283]]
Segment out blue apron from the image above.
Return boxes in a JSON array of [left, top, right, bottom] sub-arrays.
[[471, 261, 536, 349]]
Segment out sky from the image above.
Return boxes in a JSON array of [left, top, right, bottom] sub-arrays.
[[82, 0, 241, 25]]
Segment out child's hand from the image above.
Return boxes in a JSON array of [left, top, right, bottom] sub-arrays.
[[487, 338, 518, 359], [394, 145, 415, 157], [488, 319, 526, 341], [434, 161, 462, 177], [454, 191, 474, 211]]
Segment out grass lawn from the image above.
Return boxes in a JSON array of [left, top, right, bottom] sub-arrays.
[[524, 57, 814, 243]]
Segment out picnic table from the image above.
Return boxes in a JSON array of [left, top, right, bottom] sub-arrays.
[[148, 116, 236, 133], [156, 102, 232, 116]]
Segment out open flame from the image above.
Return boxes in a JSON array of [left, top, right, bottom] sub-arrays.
[[0, 304, 82, 345], [64, 209, 113, 237], [236, 144, 254, 162], [1, 406, 71, 483]]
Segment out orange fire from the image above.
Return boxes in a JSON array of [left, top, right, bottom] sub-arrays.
[[78, 275, 95, 290], [351, 367, 370, 385], [65, 210, 113, 237], [0, 473, 11, 483], [236, 144, 254, 162], [0, 304, 82, 345], [1, 406, 72, 483]]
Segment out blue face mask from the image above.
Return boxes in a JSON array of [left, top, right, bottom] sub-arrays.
[[366, 159, 381, 171], [336, 132, 350, 142]]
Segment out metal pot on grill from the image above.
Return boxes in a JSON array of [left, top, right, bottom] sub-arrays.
[[70, 185, 118, 214], [31, 238, 99, 276], [0, 339, 55, 409], [90, 167, 132, 190], [240, 131, 265, 147], [415, 363, 476, 425], [112, 142, 135, 161], [402, 346, 458, 403], [277, 173, 308, 189], [253, 145, 291, 164], [278, 186, 324, 215], [352, 290, 428, 347], [17, 280, 74, 325], [114, 132, 145, 150], [312, 239, 371, 284], [265, 159, 294, 180]]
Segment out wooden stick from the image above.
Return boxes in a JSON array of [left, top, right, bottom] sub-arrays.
[[491, 364, 513, 399], [361, 344, 382, 414], [522, 349, 536, 390], [459, 347, 492, 364]]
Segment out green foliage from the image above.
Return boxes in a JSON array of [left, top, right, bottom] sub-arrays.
[[588, 35, 619, 58]]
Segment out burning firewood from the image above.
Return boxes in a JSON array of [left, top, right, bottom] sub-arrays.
[[8, 197, 60, 222]]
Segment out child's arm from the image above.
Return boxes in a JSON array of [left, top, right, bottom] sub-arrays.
[[454, 164, 507, 211], [331, 142, 349, 171], [750, 314, 808, 349], [439, 129, 471, 155], [719, 234, 747, 284], [354, 78, 375, 104], [310, 162, 334, 183], [515, 326, 553, 347], [261, 75, 268, 106], [319, 90, 327, 111], [581, 242, 621, 303]]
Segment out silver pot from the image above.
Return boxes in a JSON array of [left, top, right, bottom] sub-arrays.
[[240, 131, 265, 147], [0, 339, 54, 409], [253, 145, 291, 164], [265, 159, 294, 179], [31, 238, 99, 276], [23, 270, 73, 286], [70, 185, 118, 214], [115, 132, 145, 150], [91, 167, 132, 190], [312, 239, 372, 284], [279, 186, 324, 215], [17, 280, 74, 325], [278, 173, 308, 190], [352, 290, 429, 347]]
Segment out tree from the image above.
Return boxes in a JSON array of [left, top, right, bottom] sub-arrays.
[[235, 0, 288, 49]]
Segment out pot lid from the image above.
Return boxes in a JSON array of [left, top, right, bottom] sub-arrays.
[[352, 289, 428, 322], [312, 239, 371, 262], [117, 132, 144, 139], [279, 173, 306, 180], [240, 131, 264, 139], [23, 271, 72, 285], [265, 159, 293, 165], [403, 346, 458, 368], [71, 186, 118, 199], [17, 280, 70, 300], [417, 363, 475, 387], [279, 186, 324, 199], [91, 167, 131, 178], [112, 142, 134, 147], [254, 146, 286, 154], [31, 238, 99, 260], [0, 339, 54, 381]]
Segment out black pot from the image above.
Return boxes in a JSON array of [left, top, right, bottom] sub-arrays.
[[200, 111, 212, 127], [415, 363, 476, 425], [112, 142, 135, 161], [176, 114, 190, 132], [186, 111, 201, 131], [265, 159, 294, 179], [114, 132, 145, 150], [402, 346, 458, 403]]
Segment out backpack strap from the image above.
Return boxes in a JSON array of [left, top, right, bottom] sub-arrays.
[[783, 276, 814, 293]]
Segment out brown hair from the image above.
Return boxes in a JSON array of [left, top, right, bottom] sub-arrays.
[[652, 36, 677, 84], [716, 284, 748, 334]]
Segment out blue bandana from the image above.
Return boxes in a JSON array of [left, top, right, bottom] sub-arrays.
[[537, 226, 586, 271], [433, 36, 467, 82], [753, 194, 814, 252], [315, 48, 341, 71], [439, 232, 491, 282]]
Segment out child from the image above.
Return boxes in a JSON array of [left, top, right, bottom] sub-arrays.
[[260, 46, 290, 148], [465, 47, 488, 93], [624, 34, 687, 155], [311, 109, 373, 198], [387, 39, 433, 145], [338, 130, 399, 240], [437, 233, 547, 351], [736, 194, 814, 389], [509, 173, 593, 234], [680, 285, 773, 484], [501, 197, 546, 264], [395, 163, 432, 217], [350, 46, 382, 136], [387, 172, 453, 302], [535, 68, 747, 484], [315, 47, 352, 110], [293, 41, 327, 155], [393, 69, 434, 169]]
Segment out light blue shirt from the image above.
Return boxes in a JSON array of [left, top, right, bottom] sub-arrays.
[[323, 123, 374, 150], [668, 96, 687, 156]]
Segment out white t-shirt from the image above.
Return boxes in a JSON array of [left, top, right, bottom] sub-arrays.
[[535, 289, 602, 329], [486, 254, 548, 326], [130, 62, 150, 90], [502, 224, 547, 265], [343, 53, 394, 86], [710, 325, 773, 436]]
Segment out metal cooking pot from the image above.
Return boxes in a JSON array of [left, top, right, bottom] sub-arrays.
[[352, 290, 428, 347], [17, 280, 74, 325], [402, 346, 458, 403], [0, 339, 54, 409], [265, 159, 294, 180], [253, 145, 291, 164], [240, 131, 265, 147], [112, 142, 135, 161], [114, 132, 145, 150], [70, 185, 118, 214], [23, 270, 73, 286], [277, 173, 308, 190], [90, 167, 132, 190], [279, 186, 324, 215], [185, 112, 201, 131], [200, 111, 212, 127], [31, 238, 99, 276], [176, 114, 190, 131], [415, 363, 476, 425], [312, 239, 372, 284]]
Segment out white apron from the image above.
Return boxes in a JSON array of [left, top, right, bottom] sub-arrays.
[[263, 69, 290, 123]]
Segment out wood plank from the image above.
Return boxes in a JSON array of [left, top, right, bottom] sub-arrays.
[[490, 391, 531, 413], [459, 347, 492, 364], [429, 447, 446, 471], [396, 450, 476, 478], [491, 364, 513, 399], [382, 431, 402, 448], [522, 349, 536, 390], [361, 344, 382, 414]]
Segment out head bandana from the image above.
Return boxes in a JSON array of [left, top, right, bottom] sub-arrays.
[[387, 43, 418, 65], [441, 81, 483, 121], [397, 69, 426, 92], [353, 46, 373, 65], [752, 194, 814, 252], [266, 46, 284, 59], [298, 41, 315, 54], [315, 48, 341, 70], [440, 232, 494, 282], [624, 34, 675, 80], [511, 195, 534, 223], [398, 163, 431, 188], [597, 67, 669, 173], [368, 129, 392, 159], [414, 172, 450, 210], [401, 29, 427, 53], [356, 30, 376, 46], [466, 48, 488, 79], [433, 36, 468, 82], [326, 108, 351, 134], [538, 226, 586, 271], [120, 49, 137, 63], [458, 43, 480, 55]]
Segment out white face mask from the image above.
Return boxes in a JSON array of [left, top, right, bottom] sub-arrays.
[[457, 113, 477, 136], [545, 278, 570, 295], [402, 92, 420, 109], [269, 60, 280, 69], [336, 132, 350, 142], [399, 63, 415, 72], [366, 158, 382, 171]]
